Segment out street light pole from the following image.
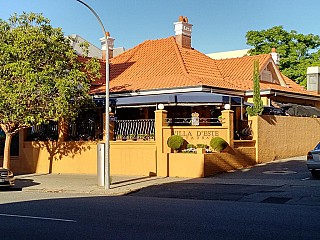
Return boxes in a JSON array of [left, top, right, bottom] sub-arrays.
[[76, 0, 110, 190]]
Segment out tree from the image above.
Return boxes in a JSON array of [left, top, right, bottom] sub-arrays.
[[246, 60, 264, 116], [246, 26, 320, 86], [0, 12, 100, 169]]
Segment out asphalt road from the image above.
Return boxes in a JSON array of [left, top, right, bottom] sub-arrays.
[[0, 194, 319, 240], [0, 156, 319, 240]]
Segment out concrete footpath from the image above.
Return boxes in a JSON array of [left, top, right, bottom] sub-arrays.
[[9, 155, 320, 205], [13, 173, 190, 196]]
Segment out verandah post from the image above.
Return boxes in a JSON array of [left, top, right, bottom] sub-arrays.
[[221, 110, 234, 148]]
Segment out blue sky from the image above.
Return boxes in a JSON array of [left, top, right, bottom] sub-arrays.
[[1, 0, 320, 54]]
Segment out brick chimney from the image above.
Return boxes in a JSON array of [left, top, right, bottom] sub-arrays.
[[271, 47, 280, 65], [100, 32, 114, 60], [174, 16, 193, 49]]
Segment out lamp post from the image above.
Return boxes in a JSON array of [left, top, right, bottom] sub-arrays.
[[76, 0, 110, 190]]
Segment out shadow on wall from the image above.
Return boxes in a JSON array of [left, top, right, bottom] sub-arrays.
[[260, 115, 277, 125], [29, 140, 95, 174], [204, 146, 256, 176]]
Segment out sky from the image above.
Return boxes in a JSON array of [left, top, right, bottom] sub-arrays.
[[1, 0, 320, 54]]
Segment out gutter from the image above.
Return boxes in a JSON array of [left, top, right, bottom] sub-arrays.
[[245, 89, 320, 101], [93, 85, 246, 99]]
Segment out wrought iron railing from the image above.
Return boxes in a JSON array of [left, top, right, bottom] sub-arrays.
[[26, 121, 59, 141], [68, 119, 99, 141], [26, 119, 101, 141], [235, 119, 253, 140], [114, 119, 155, 140], [166, 117, 221, 126]]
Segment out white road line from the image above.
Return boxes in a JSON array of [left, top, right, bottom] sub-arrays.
[[301, 177, 310, 181], [0, 213, 76, 222]]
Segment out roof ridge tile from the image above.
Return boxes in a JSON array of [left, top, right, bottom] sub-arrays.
[[171, 37, 200, 85]]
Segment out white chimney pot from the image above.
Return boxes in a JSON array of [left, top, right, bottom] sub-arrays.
[[100, 36, 114, 50], [307, 66, 320, 74], [174, 21, 193, 37], [307, 66, 320, 93]]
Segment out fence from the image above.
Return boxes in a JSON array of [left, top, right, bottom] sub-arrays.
[[68, 119, 99, 141], [166, 117, 221, 126], [114, 119, 155, 140], [26, 121, 59, 141], [26, 119, 102, 141]]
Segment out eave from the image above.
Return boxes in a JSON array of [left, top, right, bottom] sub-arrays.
[[245, 89, 320, 101], [92, 85, 246, 99]]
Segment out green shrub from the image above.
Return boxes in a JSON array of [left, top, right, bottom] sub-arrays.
[[167, 135, 184, 151], [187, 144, 196, 149], [210, 137, 228, 152], [196, 143, 208, 149]]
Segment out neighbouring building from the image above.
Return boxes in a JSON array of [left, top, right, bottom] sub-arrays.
[[206, 48, 250, 60], [69, 33, 125, 59], [69, 34, 102, 58]]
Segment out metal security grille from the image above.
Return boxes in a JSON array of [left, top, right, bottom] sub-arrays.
[[26, 121, 59, 141], [114, 119, 155, 140], [166, 117, 221, 126], [68, 119, 97, 141]]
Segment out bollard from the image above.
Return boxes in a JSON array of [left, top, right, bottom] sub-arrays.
[[97, 143, 105, 186]]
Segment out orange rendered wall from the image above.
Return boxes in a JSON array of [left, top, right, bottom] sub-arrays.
[[169, 153, 205, 178], [17, 140, 157, 175], [251, 115, 320, 163], [19, 141, 98, 174], [167, 146, 256, 178], [110, 141, 156, 176], [162, 126, 229, 153], [203, 147, 256, 175]]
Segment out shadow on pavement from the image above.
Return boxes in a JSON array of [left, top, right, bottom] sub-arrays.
[[111, 176, 167, 189], [0, 177, 41, 192], [126, 158, 320, 203], [112, 176, 153, 185], [9, 178, 41, 191], [0, 186, 22, 192]]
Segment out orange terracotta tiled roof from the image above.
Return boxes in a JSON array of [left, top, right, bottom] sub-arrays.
[[90, 37, 239, 94], [215, 54, 320, 96], [215, 54, 270, 90], [90, 36, 320, 98]]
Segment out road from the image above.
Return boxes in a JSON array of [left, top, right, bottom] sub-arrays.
[[0, 156, 319, 240]]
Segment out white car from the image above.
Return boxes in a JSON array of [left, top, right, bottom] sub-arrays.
[[0, 168, 15, 187], [307, 143, 320, 178]]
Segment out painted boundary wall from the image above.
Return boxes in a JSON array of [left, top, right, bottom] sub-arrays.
[[10, 109, 254, 177], [155, 109, 256, 177], [168, 147, 256, 178], [159, 109, 234, 154], [162, 126, 229, 153], [13, 140, 156, 175], [109, 141, 156, 176], [18, 141, 98, 174], [250, 115, 320, 163]]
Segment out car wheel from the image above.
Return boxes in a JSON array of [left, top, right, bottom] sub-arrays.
[[311, 170, 320, 178]]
